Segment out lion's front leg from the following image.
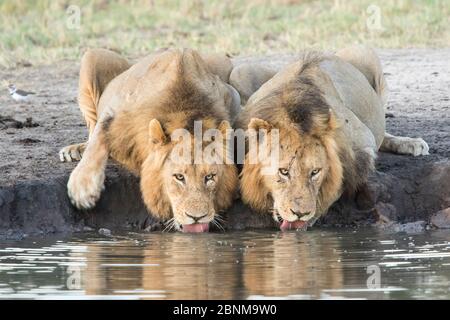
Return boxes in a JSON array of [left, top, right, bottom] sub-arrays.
[[67, 124, 109, 210], [380, 132, 429, 156]]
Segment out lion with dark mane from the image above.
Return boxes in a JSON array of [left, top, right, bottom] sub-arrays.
[[232, 46, 429, 231]]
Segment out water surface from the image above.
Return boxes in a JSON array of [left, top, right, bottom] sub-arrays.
[[1, 229, 450, 299]]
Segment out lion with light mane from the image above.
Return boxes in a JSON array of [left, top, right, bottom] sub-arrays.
[[232, 46, 429, 231], [60, 48, 240, 233]]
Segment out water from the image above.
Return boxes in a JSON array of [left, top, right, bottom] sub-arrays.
[[1, 229, 450, 299]]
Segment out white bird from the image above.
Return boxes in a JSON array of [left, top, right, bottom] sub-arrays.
[[7, 84, 35, 102]]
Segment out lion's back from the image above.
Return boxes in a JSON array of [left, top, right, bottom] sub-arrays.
[[318, 56, 385, 149]]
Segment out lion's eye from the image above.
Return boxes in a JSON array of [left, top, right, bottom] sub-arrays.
[[278, 168, 289, 176], [205, 173, 216, 183], [311, 168, 321, 178], [174, 174, 185, 182]]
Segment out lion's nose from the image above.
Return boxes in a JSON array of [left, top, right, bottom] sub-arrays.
[[290, 208, 310, 218], [185, 213, 208, 223]]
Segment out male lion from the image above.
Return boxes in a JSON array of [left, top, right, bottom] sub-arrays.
[[60, 48, 240, 233], [232, 46, 429, 231]]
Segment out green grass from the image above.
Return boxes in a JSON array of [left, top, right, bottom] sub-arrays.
[[0, 0, 449, 68]]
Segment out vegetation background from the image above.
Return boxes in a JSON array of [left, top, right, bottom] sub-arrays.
[[0, 0, 449, 68]]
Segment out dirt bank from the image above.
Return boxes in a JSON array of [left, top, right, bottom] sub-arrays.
[[0, 49, 449, 239]]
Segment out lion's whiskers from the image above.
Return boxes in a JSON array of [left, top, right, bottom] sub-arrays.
[[214, 214, 226, 223], [163, 218, 176, 233], [212, 217, 225, 232], [213, 221, 225, 232]]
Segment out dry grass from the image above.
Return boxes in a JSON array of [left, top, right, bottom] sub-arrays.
[[0, 0, 449, 68]]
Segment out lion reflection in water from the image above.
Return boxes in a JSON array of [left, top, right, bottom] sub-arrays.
[[79, 234, 349, 299]]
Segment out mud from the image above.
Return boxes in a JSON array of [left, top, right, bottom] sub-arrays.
[[0, 115, 39, 129], [0, 49, 449, 239]]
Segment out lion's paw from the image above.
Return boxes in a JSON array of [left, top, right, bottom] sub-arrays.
[[67, 164, 105, 210], [59, 143, 87, 162], [393, 137, 430, 156]]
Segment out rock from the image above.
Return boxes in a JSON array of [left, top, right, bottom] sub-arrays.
[[391, 221, 427, 233], [98, 228, 112, 236], [430, 208, 450, 229], [375, 202, 397, 223]]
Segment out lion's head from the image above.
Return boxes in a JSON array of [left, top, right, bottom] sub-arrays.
[[140, 118, 238, 233], [238, 72, 374, 231]]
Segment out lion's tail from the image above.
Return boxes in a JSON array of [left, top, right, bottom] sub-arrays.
[[78, 49, 131, 136]]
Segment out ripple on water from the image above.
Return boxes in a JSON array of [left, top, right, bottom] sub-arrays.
[[0, 229, 450, 299]]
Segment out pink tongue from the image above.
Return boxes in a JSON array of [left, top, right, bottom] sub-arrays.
[[280, 220, 307, 231], [182, 223, 210, 233]]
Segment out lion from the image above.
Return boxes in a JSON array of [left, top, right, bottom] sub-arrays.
[[59, 48, 240, 233], [232, 45, 429, 231]]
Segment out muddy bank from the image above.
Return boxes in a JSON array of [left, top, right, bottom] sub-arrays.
[[0, 155, 448, 240], [0, 49, 449, 239]]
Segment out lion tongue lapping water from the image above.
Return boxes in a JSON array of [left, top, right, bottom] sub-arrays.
[[280, 220, 307, 231], [182, 223, 210, 233]]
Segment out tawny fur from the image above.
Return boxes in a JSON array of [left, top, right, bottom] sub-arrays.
[[62, 48, 239, 226], [235, 50, 380, 222]]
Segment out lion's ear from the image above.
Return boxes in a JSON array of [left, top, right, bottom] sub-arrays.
[[327, 109, 339, 131], [248, 118, 272, 132], [218, 120, 232, 136], [311, 108, 339, 135], [148, 119, 167, 145]]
